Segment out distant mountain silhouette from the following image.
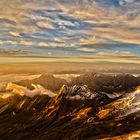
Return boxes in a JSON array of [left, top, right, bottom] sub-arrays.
[[69, 73, 140, 93], [16, 73, 140, 94], [15, 74, 68, 92]]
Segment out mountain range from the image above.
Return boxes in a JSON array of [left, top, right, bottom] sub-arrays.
[[0, 73, 140, 139]]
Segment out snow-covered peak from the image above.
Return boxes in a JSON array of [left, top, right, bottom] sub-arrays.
[[62, 85, 97, 100]]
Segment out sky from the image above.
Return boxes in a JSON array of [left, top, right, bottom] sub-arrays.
[[0, 0, 140, 63]]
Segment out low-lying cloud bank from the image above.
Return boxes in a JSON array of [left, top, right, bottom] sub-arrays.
[[0, 83, 55, 98]]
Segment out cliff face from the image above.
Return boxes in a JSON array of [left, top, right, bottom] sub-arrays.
[[0, 73, 140, 140]]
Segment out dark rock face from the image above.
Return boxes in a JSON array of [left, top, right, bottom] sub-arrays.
[[0, 73, 140, 140]]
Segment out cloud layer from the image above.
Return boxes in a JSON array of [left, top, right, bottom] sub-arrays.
[[0, 0, 140, 62]]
